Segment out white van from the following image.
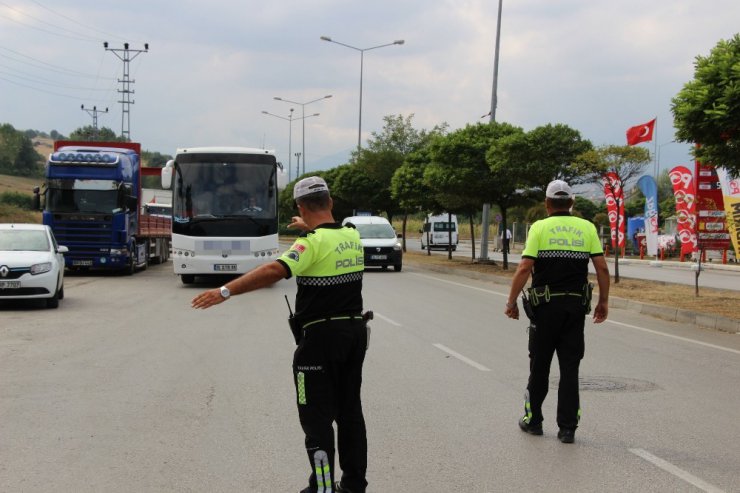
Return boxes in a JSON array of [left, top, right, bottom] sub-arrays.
[[342, 216, 403, 272], [420, 213, 458, 250]]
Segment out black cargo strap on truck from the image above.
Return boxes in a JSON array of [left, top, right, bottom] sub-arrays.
[[527, 284, 593, 313]]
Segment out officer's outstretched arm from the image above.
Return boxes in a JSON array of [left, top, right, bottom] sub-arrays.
[[591, 255, 610, 323], [191, 261, 287, 309]]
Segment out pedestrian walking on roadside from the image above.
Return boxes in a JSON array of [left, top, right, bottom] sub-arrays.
[[504, 179, 610, 443], [191, 176, 369, 492]]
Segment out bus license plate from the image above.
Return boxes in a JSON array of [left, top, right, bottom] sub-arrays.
[[214, 264, 237, 272], [370, 254, 387, 260], [0, 281, 21, 289]]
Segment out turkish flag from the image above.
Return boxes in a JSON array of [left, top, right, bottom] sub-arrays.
[[626, 118, 656, 146]]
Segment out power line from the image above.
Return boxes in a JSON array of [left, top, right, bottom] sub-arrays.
[[28, 0, 129, 43], [0, 46, 116, 79], [0, 3, 100, 42], [0, 67, 112, 90], [0, 75, 109, 101]]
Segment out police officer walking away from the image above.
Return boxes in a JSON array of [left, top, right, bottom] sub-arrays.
[[192, 176, 368, 492], [504, 179, 610, 444]]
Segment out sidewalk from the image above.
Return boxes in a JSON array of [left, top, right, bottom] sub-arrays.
[[403, 256, 740, 335]]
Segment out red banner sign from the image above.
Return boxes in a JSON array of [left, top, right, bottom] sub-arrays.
[[695, 162, 731, 251], [669, 166, 697, 255]]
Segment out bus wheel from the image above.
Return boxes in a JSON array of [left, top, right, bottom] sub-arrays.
[[181, 274, 195, 284]]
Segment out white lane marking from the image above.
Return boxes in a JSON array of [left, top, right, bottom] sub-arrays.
[[629, 448, 726, 493], [608, 320, 740, 356], [374, 312, 402, 327], [412, 272, 740, 357], [411, 272, 507, 297], [433, 343, 491, 372]]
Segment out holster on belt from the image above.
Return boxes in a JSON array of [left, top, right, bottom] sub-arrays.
[[521, 289, 537, 332]]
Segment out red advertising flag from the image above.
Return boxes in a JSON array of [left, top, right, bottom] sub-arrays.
[[626, 118, 656, 146], [602, 172, 626, 249], [669, 165, 697, 255]]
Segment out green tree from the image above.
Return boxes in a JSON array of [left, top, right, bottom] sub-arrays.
[[496, 123, 593, 193], [574, 145, 650, 282], [0, 123, 42, 177], [68, 126, 122, 142], [142, 150, 172, 168], [573, 196, 600, 222], [672, 34, 740, 177], [349, 114, 447, 222], [424, 122, 522, 262]]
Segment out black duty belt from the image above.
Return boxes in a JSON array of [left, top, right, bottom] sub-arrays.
[[302, 311, 373, 329], [528, 284, 593, 313]]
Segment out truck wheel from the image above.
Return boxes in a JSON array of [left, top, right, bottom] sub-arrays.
[[127, 254, 136, 275], [181, 274, 195, 284]]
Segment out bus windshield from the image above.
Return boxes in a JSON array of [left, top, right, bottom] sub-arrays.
[[172, 153, 278, 237]]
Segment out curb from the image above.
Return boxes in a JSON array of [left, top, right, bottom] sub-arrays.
[[404, 261, 740, 334]]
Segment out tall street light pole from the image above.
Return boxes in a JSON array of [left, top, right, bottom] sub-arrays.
[[320, 36, 404, 152], [262, 109, 295, 181], [479, 0, 503, 266], [274, 95, 332, 174], [262, 110, 320, 180]]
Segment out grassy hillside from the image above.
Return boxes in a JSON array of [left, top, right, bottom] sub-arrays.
[[0, 173, 43, 223]]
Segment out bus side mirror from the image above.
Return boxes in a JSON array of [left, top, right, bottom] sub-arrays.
[[161, 160, 174, 189]]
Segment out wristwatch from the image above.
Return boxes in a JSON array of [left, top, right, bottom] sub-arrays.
[[219, 286, 231, 299]]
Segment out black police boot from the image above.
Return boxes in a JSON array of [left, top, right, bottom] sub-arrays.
[[557, 428, 575, 444], [335, 482, 354, 492], [518, 417, 543, 436]]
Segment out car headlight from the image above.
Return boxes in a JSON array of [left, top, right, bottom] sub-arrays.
[[394, 243, 402, 251], [31, 262, 52, 275], [110, 249, 123, 255]]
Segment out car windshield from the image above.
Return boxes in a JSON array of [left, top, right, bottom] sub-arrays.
[[0, 230, 49, 251], [355, 223, 396, 239]]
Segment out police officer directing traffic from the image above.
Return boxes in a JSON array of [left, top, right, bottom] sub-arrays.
[[504, 179, 610, 444], [192, 176, 369, 493]]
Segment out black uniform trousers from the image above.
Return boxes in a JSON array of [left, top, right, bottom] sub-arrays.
[[293, 318, 368, 493], [527, 297, 586, 430]]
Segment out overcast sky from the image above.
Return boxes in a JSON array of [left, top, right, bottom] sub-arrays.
[[1, 0, 738, 182]]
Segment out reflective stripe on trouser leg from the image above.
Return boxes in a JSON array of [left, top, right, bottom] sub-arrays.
[[523, 390, 533, 423], [313, 450, 332, 493], [297, 371, 306, 405]]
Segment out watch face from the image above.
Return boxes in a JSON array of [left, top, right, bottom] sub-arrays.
[[220, 286, 230, 298]]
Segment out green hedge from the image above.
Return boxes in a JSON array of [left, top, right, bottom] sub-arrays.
[[0, 191, 33, 209]]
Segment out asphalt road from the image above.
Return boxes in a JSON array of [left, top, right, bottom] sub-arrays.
[[1, 261, 739, 492], [406, 238, 740, 291]]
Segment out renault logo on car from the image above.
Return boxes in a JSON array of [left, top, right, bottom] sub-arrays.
[[0, 265, 8, 278]]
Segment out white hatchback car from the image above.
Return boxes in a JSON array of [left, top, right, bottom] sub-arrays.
[[0, 224, 68, 308]]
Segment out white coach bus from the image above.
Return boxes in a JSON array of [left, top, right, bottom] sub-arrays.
[[162, 147, 287, 284]]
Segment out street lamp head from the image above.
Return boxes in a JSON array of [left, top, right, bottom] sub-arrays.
[[320, 36, 332, 42], [261, 111, 268, 114], [273, 97, 282, 101], [324, 95, 333, 99], [394, 40, 405, 45]]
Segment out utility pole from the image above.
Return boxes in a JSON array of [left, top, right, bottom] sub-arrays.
[[80, 105, 108, 140], [478, 0, 503, 265], [104, 42, 149, 141]]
